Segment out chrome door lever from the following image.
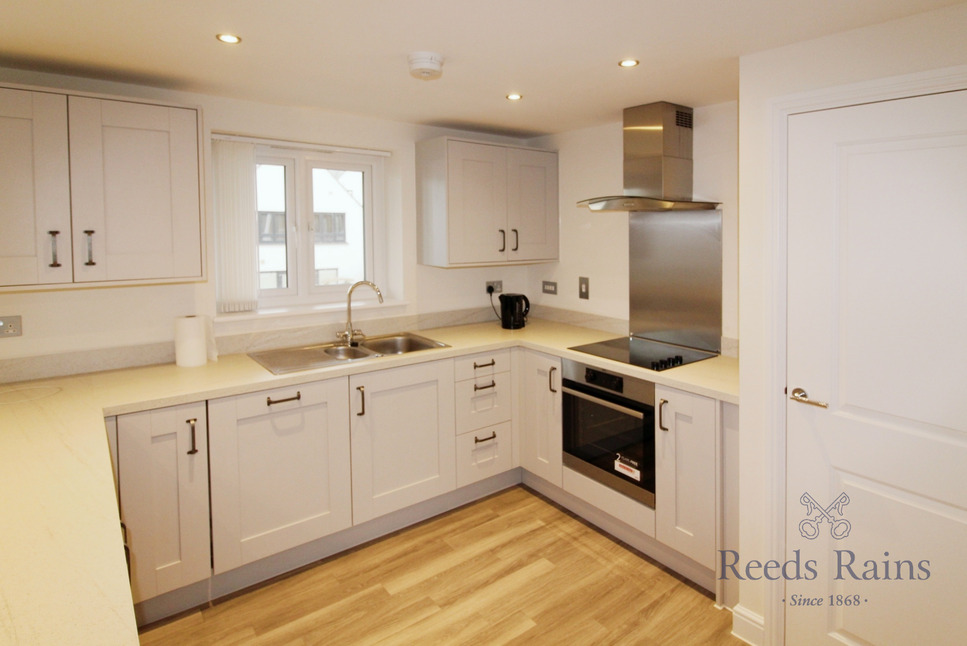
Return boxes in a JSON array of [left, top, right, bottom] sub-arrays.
[[790, 387, 828, 409]]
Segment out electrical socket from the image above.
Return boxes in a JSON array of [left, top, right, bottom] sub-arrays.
[[0, 315, 22, 337], [542, 280, 558, 295], [486, 280, 503, 294], [579, 277, 590, 299]]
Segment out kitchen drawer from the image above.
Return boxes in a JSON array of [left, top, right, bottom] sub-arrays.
[[455, 370, 512, 433], [456, 421, 513, 488], [230, 380, 339, 421], [454, 349, 510, 382]]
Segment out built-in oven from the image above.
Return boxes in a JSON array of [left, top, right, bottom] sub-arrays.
[[562, 359, 656, 508]]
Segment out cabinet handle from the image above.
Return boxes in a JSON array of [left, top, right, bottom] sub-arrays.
[[474, 431, 497, 444], [47, 231, 62, 267], [186, 418, 199, 454], [356, 385, 366, 416], [83, 230, 96, 266], [474, 380, 496, 391], [658, 399, 669, 431], [473, 359, 496, 369], [548, 366, 558, 393], [266, 391, 301, 406], [512, 229, 519, 251], [498, 229, 506, 252]]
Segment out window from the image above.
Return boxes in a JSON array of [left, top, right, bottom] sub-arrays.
[[212, 137, 387, 310]]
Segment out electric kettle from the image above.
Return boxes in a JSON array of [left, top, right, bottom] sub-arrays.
[[499, 293, 529, 329]]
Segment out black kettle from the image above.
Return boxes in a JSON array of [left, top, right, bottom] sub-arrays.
[[499, 293, 529, 329]]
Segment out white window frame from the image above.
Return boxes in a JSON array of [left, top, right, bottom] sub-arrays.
[[225, 137, 386, 309]]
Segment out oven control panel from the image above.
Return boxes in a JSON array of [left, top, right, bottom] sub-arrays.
[[584, 367, 623, 393]]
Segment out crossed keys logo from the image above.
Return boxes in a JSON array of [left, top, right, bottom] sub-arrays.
[[799, 492, 851, 540]]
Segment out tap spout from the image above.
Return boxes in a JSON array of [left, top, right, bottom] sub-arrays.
[[339, 281, 383, 345]]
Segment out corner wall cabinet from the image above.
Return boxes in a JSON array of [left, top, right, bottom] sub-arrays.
[[417, 137, 558, 267], [654, 385, 717, 569], [116, 402, 210, 604], [207, 379, 352, 574], [0, 85, 203, 288]]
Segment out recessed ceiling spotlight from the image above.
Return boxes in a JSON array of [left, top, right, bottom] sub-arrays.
[[216, 33, 242, 45], [618, 58, 639, 68], [506, 93, 523, 101], [408, 51, 445, 80]]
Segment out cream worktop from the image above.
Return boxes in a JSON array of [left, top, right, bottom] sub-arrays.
[[0, 319, 738, 644]]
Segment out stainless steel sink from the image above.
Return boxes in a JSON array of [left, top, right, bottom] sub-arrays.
[[249, 342, 379, 375], [359, 332, 449, 355], [248, 333, 448, 374]]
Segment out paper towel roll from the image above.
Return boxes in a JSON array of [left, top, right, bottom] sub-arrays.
[[175, 315, 209, 367]]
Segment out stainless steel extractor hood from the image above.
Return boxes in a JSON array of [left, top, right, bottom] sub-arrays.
[[578, 102, 719, 212]]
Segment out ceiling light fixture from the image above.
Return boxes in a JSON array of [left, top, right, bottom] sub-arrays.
[[506, 93, 522, 101], [618, 58, 639, 68], [216, 33, 241, 45], [408, 51, 445, 80]]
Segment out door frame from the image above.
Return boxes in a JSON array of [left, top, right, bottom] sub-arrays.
[[764, 63, 967, 645]]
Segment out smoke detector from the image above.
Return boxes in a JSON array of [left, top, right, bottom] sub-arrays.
[[408, 51, 444, 80]]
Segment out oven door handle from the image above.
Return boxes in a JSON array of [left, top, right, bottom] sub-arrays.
[[562, 386, 645, 420]]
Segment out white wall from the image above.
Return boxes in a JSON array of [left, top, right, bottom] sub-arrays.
[[0, 67, 531, 360], [528, 101, 739, 343], [737, 4, 967, 643]]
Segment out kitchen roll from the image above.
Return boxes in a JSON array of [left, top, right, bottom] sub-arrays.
[[175, 315, 217, 367]]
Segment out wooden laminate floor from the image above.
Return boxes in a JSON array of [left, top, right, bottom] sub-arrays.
[[140, 486, 742, 645]]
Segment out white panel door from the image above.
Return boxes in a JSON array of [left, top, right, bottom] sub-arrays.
[[507, 148, 558, 262], [350, 360, 456, 524], [786, 89, 967, 645], [208, 379, 352, 574], [117, 402, 210, 603], [68, 96, 201, 282], [655, 385, 716, 568], [0, 88, 72, 286], [519, 350, 562, 486], [446, 140, 507, 264]]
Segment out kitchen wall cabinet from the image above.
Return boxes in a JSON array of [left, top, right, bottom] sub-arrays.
[[207, 379, 351, 574], [454, 350, 514, 487], [0, 88, 72, 286], [417, 137, 558, 267], [654, 385, 716, 569], [350, 360, 456, 523], [0, 85, 203, 288], [116, 402, 210, 604], [519, 350, 562, 486]]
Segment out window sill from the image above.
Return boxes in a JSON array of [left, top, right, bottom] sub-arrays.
[[214, 299, 410, 336]]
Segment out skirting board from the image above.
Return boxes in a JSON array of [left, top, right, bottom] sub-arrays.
[[729, 603, 765, 645]]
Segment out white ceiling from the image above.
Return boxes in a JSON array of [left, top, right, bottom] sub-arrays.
[[1, 0, 960, 137]]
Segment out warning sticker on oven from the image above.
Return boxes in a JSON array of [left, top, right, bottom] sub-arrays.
[[614, 454, 641, 482]]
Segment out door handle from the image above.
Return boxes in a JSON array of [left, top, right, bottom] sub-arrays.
[[790, 387, 828, 409]]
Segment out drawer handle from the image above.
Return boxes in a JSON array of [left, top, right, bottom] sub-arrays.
[[48, 230, 62, 267], [474, 431, 497, 444], [474, 380, 496, 391], [83, 229, 96, 266], [186, 418, 199, 455], [357, 385, 366, 416], [267, 391, 301, 406], [659, 398, 669, 431], [473, 359, 496, 369]]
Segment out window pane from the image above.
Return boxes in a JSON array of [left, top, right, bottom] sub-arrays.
[[312, 168, 365, 286], [257, 164, 288, 289]]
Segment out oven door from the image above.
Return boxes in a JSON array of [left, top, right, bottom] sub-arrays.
[[562, 380, 655, 507]]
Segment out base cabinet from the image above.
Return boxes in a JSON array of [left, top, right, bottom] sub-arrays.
[[208, 379, 351, 574], [519, 350, 562, 486], [116, 402, 210, 603], [350, 360, 456, 524], [655, 385, 717, 569]]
